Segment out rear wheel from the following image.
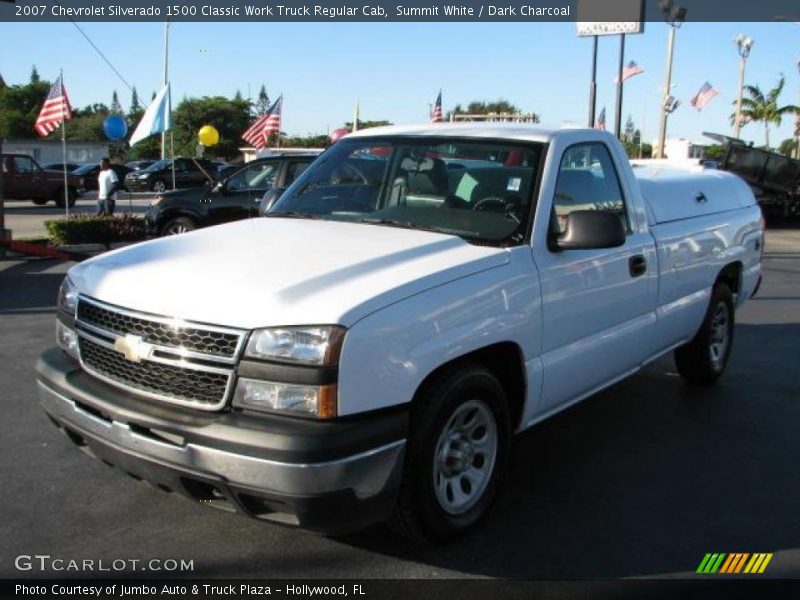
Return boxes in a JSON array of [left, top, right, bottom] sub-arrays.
[[675, 283, 735, 385], [388, 364, 510, 542], [161, 216, 196, 236], [53, 187, 77, 209]]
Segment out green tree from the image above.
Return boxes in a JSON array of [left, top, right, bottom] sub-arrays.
[[171, 95, 251, 159], [343, 119, 391, 130], [255, 84, 270, 116], [0, 76, 51, 138], [449, 99, 539, 123], [110, 90, 122, 114], [129, 87, 141, 115], [778, 138, 799, 158], [30, 65, 40, 84], [731, 76, 800, 150]]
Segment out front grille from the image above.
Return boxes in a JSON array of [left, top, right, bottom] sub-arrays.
[[77, 301, 240, 359], [80, 338, 230, 407], [74, 297, 245, 411]]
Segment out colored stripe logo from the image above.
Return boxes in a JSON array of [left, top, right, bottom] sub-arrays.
[[697, 553, 773, 574]]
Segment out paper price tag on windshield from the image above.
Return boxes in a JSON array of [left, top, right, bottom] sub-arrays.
[[507, 177, 521, 192]]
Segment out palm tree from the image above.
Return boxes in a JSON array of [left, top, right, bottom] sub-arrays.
[[732, 76, 800, 150]]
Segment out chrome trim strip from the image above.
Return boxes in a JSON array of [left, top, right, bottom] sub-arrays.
[[76, 331, 234, 412], [38, 381, 405, 499], [76, 319, 240, 366], [76, 295, 247, 361], [77, 329, 233, 376]]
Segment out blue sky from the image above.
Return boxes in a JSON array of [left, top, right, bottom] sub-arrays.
[[1, 21, 799, 146]]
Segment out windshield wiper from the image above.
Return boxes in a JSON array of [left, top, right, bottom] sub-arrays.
[[356, 217, 422, 230], [265, 211, 322, 219]]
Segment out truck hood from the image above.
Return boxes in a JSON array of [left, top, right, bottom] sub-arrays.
[[68, 218, 510, 329]]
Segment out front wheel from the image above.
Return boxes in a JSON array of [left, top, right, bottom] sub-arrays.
[[674, 282, 735, 385], [53, 187, 77, 208], [32, 198, 49, 206], [160, 216, 196, 236], [151, 180, 167, 194], [388, 364, 510, 542]]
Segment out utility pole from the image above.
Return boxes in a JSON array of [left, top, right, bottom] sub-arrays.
[[733, 34, 754, 140], [588, 35, 598, 128], [161, 21, 170, 160], [614, 34, 626, 138], [656, 0, 686, 159]]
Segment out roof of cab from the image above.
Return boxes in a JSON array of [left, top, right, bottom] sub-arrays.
[[345, 122, 569, 144]]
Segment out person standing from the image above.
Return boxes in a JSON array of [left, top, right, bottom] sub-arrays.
[[97, 158, 118, 216]]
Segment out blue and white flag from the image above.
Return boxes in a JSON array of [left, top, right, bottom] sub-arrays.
[[129, 83, 172, 146]]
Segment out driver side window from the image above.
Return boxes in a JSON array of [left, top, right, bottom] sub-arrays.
[[552, 143, 628, 235], [226, 162, 277, 191]]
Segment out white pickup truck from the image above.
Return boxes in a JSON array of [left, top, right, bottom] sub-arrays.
[[37, 125, 763, 541]]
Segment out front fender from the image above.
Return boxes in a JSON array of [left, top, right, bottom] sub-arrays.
[[336, 248, 542, 417]]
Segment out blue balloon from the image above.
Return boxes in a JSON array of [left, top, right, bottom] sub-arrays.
[[103, 115, 128, 141]]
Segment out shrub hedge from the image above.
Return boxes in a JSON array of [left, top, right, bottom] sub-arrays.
[[45, 214, 147, 246]]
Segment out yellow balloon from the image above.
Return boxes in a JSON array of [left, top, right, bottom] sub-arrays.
[[198, 125, 219, 147]]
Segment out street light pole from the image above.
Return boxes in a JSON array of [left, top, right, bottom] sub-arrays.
[[161, 21, 170, 160], [588, 35, 598, 128], [795, 58, 800, 160], [734, 34, 754, 140], [656, 0, 686, 159]]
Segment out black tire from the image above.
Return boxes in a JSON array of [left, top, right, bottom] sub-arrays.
[[674, 283, 735, 385], [151, 180, 167, 194], [388, 363, 511, 542], [32, 198, 49, 206], [160, 216, 196, 236], [53, 187, 77, 209]]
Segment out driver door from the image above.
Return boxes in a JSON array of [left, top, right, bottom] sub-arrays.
[[207, 161, 278, 224]]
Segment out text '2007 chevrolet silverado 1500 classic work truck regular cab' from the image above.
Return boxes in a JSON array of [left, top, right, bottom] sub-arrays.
[[37, 124, 763, 541]]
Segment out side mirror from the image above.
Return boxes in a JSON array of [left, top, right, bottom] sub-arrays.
[[553, 210, 626, 250]]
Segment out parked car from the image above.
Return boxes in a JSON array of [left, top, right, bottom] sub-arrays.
[[37, 125, 763, 541], [124, 158, 218, 193], [41, 162, 82, 173], [125, 160, 156, 172], [144, 152, 321, 236], [1, 153, 80, 207], [72, 163, 132, 192]]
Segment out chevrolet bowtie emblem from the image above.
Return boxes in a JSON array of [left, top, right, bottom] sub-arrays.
[[113, 334, 152, 363]]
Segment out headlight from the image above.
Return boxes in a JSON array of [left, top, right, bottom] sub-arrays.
[[56, 321, 79, 360], [140, 173, 151, 179], [57, 276, 79, 316], [233, 378, 337, 419], [245, 326, 345, 366]]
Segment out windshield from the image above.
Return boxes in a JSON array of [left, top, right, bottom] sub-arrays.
[[270, 138, 543, 245], [145, 159, 171, 172]]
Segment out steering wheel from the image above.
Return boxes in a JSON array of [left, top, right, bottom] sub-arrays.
[[473, 196, 511, 212], [331, 163, 368, 185]]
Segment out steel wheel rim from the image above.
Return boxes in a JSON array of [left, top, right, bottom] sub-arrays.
[[709, 302, 730, 367], [154, 182, 166, 193], [166, 223, 189, 235], [433, 399, 498, 515]]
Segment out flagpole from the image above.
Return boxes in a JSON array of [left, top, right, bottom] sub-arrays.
[[60, 69, 69, 218], [161, 21, 170, 160]]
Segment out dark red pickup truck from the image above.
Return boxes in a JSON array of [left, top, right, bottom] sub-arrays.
[[1, 153, 80, 207]]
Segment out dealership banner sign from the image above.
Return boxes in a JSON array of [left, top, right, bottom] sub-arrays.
[[1, 0, 798, 22]]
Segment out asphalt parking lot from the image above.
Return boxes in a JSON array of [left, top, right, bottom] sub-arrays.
[[0, 228, 798, 579], [3, 192, 156, 239]]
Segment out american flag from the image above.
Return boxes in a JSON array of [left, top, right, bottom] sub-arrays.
[[615, 61, 644, 84], [34, 75, 72, 137], [431, 91, 443, 123], [242, 95, 282, 149], [690, 82, 719, 111], [595, 107, 606, 131]]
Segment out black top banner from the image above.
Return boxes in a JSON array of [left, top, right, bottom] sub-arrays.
[[1, 0, 799, 22]]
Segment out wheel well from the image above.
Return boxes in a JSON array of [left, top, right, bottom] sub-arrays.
[[414, 342, 527, 430], [717, 261, 742, 296]]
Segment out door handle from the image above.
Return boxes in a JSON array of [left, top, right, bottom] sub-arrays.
[[629, 255, 647, 278]]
